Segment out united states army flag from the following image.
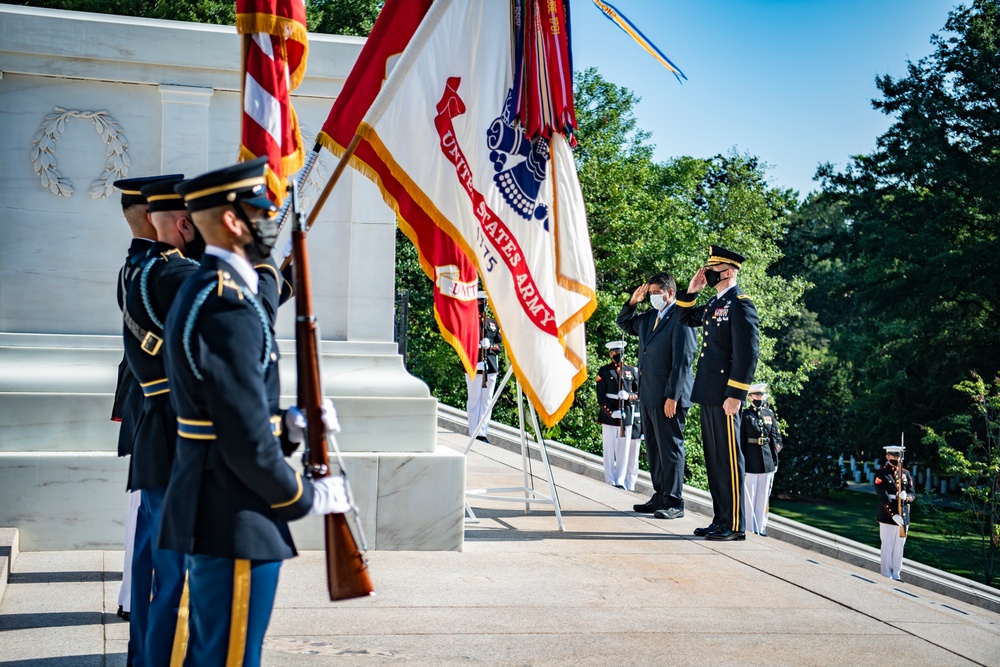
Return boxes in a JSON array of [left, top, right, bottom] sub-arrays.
[[359, 0, 597, 426]]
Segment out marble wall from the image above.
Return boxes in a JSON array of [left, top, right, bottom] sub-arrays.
[[0, 6, 463, 551]]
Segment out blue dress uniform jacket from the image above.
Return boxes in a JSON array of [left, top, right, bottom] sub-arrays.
[[875, 464, 915, 527], [595, 363, 638, 427], [113, 238, 155, 461], [478, 317, 502, 374], [159, 254, 313, 561], [123, 242, 200, 491], [740, 405, 781, 474], [675, 286, 760, 405], [254, 256, 298, 457]]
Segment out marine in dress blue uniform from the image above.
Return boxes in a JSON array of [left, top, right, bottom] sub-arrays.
[[467, 291, 503, 442], [111, 174, 179, 664], [677, 246, 760, 541], [740, 383, 782, 536], [160, 158, 347, 667], [875, 445, 915, 581], [124, 176, 207, 667], [595, 341, 638, 488]]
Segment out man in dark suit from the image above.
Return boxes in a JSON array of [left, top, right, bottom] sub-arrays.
[[617, 273, 697, 518], [677, 245, 760, 541]]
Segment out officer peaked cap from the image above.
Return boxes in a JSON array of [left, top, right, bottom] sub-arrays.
[[884, 445, 905, 455], [139, 176, 187, 213], [477, 290, 488, 300], [605, 340, 625, 350], [706, 245, 746, 269], [175, 156, 277, 214], [748, 383, 767, 394], [113, 174, 184, 207]]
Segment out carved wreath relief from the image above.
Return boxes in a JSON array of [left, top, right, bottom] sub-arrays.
[[30, 107, 130, 198]]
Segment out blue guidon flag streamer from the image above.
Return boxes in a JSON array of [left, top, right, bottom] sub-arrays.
[[591, 0, 687, 83]]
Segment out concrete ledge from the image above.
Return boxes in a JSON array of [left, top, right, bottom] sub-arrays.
[[0, 527, 19, 607], [438, 404, 1000, 613]]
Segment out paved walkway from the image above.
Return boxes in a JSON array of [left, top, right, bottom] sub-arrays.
[[2, 427, 999, 666]]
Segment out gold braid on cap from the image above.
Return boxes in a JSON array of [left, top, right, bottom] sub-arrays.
[[707, 255, 742, 268]]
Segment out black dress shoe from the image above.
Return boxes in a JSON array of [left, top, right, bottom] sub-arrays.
[[693, 523, 719, 537], [653, 507, 685, 519], [705, 529, 746, 541], [633, 500, 663, 514], [117, 605, 130, 621], [475, 435, 490, 443]]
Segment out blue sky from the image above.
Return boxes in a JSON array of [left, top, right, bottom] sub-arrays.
[[569, 0, 957, 197]]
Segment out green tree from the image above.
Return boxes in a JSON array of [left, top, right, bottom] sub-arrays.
[[923, 373, 1000, 585], [815, 0, 1000, 464]]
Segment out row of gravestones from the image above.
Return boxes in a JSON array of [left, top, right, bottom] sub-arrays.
[[838, 455, 959, 495]]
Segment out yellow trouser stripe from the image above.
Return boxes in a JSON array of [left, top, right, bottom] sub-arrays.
[[169, 572, 190, 667], [727, 414, 739, 532], [226, 559, 251, 667]]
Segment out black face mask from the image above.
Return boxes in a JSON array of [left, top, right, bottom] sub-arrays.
[[704, 268, 726, 287], [184, 223, 206, 261], [751, 399, 763, 409], [611, 353, 622, 364], [235, 205, 279, 264]]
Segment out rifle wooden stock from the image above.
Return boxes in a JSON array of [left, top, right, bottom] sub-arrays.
[[291, 188, 374, 602]]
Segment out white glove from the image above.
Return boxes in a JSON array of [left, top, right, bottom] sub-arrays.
[[285, 398, 341, 443], [476, 361, 487, 371], [617, 390, 630, 400], [282, 237, 294, 259], [285, 406, 307, 444], [309, 475, 351, 515], [892, 514, 904, 527], [611, 410, 622, 418], [321, 397, 341, 434], [480, 337, 491, 349]]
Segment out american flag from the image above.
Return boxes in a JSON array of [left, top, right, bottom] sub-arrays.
[[236, 0, 307, 205]]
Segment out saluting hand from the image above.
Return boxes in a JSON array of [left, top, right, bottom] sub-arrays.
[[629, 283, 649, 306], [687, 267, 707, 293], [723, 397, 742, 416]]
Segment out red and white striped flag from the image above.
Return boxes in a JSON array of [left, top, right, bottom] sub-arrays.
[[236, 0, 307, 204]]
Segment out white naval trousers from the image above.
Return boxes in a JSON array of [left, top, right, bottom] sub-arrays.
[[118, 489, 141, 610], [601, 424, 632, 487], [879, 522, 907, 579], [624, 434, 641, 491], [466, 372, 497, 438], [744, 472, 774, 535]]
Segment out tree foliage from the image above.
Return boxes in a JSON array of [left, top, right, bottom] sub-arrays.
[[811, 0, 1000, 465], [16, 0, 382, 34]]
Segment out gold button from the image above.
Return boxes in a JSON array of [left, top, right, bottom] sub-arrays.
[[700, 353, 704, 357]]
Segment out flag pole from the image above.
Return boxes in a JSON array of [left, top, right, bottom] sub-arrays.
[[239, 34, 249, 149], [280, 133, 362, 271]]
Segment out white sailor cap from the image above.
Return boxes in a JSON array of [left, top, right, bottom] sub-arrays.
[[748, 383, 768, 394], [883, 445, 905, 456], [605, 340, 625, 351]]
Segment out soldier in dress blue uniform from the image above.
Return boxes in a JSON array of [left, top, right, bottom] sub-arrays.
[[741, 383, 782, 536], [124, 175, 207, 667], [161, 157, 348, 666], [467, 291, 502, 443], [111, 175, 174, 639], [875, 445, 915, 581], [677, 246, 760, 541], [595, 341, 638, 488]]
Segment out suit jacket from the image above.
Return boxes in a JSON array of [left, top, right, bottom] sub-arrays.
[[617, 301, 696, 408], [676, 285, 760, 406], [159, 254, 312, 561], [123, 242, 200, 491]]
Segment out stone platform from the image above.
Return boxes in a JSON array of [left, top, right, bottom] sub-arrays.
[[2, 426, 999, 666]]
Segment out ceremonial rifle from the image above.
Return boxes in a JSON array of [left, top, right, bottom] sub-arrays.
[[897, 433, 907, 539], [289, 181, 374, 601], [617, 352, 625, 438], [480, 304, 488, 389]]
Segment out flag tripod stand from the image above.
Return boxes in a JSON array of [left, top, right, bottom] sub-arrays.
[[463, 367, 565, 531]]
